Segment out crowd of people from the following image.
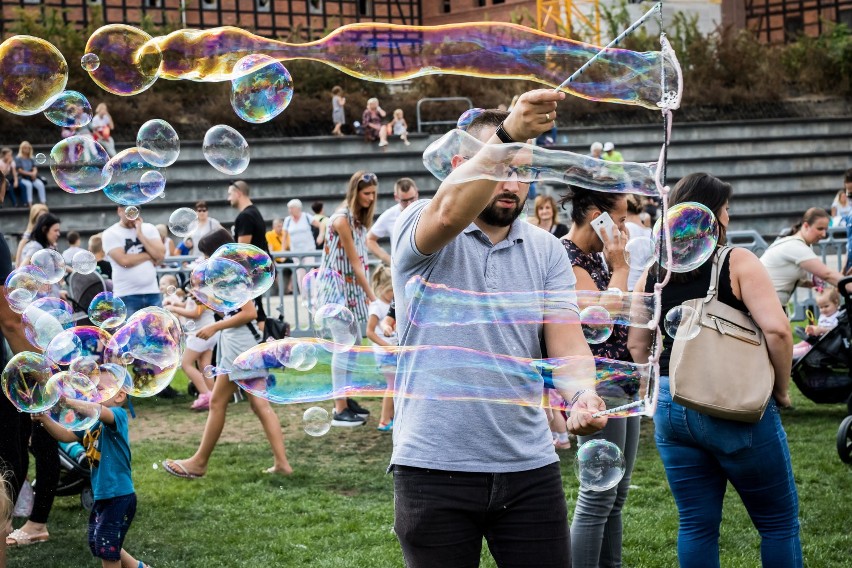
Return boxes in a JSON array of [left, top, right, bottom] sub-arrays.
[[2, 87, 846, 568]]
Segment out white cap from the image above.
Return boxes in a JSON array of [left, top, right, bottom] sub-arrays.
[[287, 199, 302, 209], [590, 142, 603, 153], [603, 142, 615, 152]]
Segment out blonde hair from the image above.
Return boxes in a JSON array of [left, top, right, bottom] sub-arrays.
[[344, 170, 377, 229], [17, 140, 33, 157], [393, 108, 404, 118], [88, 233, 103, 254], [27, 204, 49, 232], [371, 264, 393, 298], [836, 189, 848, 206], [533, 195, 560, 225], [817, 286, 840, 306], [0, 475, 11, 534]]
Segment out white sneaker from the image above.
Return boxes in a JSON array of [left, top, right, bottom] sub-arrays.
[[378, 141, 388, 147]]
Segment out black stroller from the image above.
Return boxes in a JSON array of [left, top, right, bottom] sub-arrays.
[[790, 277, 852, 464], [66, 270, 111, 326], [32, 442, 93, 511]]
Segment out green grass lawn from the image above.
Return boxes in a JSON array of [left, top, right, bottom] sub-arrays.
[[8, 371, 851, 567]]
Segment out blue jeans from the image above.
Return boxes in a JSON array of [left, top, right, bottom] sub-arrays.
[[654, 376, 802, 567], [845, 223, 852, 273], [121, 293, 162, 315]]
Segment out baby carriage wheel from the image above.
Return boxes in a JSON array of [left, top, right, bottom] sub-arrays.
[[838, 415, 852, 464], [80, 486, 94, 511]]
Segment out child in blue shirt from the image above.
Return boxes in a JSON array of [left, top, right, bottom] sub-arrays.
[[35, 386, 149, 568]]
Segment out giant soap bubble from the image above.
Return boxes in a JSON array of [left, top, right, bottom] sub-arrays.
[[49, 136, 112, 194], [0, 35, 68, 115], [84, 24, 161, 96], [1, 352, 61, 413]]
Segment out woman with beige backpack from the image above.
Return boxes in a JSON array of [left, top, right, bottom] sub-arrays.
[[628, 173, 802, 567]]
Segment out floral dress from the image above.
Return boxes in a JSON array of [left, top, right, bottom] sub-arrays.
[[562, 239, 631, 361], [318, 208, 370, 323]]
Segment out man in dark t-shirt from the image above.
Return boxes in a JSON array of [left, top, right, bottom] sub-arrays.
[[228, 180, 267, 252], [227, 180, 268, 323]]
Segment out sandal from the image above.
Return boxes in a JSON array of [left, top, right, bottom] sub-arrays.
[[162, 460, 204, 479], [6, 528, 49, 546], [377, 420, 393, 432]]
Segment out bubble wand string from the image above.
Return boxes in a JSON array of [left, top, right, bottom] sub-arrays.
[[553, 1, 663, 92]]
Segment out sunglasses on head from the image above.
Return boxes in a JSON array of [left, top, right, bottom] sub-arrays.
[[360, 173, 378, 185]]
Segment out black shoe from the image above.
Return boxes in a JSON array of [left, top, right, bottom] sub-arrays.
[[156, 385, 179, 399], [347, 398, 370, 418], [332, 408, 366, 427]]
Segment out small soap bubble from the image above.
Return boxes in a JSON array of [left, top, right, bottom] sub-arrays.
[[664, 305, 702, 341], [4, 266, 50, 313], [301, 268, 345, 313], [88, 291, 128, 329], [211, 243, 275, 300], [81, 52, 100, 71], [43, 90, 93, 127], [580, 305, 613, 345], [153, 463, 159, 470], [190, 257, 253, 313], [624, 236, 655, 271], [124, 206, 139, 221], [203, 365, 216, 379], [103, 148, 165, 206], [184, 320, 196, 332], [230, 54, 294, 124], [30, 249, 66, 284], [45, 326, 114, 367], [137, 119, 180, 167], [653, 202, 718, 274], [139, 170, 165, 198], [202, 125, 250, 175], [72, 250, 97, 274], [313, 303, 358, 353], [168, 207, 199, 238], [121, 352, 135, 365], [303, 406, 331, 437], [35, 153, 47, 165], [574, 440, 626, 492]]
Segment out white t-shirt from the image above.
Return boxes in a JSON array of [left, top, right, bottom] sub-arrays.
[[62, 246, 85, 266], [89, 113, 112, 133], [284, 213, 315, 252], [190, 217, 222, 255], [102, 222, 161, 296], [759, 236, 819, 304], [367, 298, 398, 346], [818, 310, 840, 330], [832, 197, 852, 219], [625, 221, 652, 292], [368, 204, 403, 239]]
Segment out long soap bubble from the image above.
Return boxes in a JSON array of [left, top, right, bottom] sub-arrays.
[[230, 54, 294, 123], [423, 129, 658, 195], [220, 338, 655, 418], [103, 147, 165, 206], [43, 90, 93, 127], [203, 125, 250, 175], [49, 136, 113, 194], [1, 352, 61, 413], [0, 36, 68, 115], [83, 23, 680, 110]]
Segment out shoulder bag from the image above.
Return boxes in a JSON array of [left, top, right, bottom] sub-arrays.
[[669, 246, 774, 423]]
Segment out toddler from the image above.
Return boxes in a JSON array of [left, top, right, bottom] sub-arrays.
[[35, 385, 149, 568], [366, 265, 397, 431], [388, 109, 410, 146], [793, 287, 842, 359], [331, 86, 346, 136]]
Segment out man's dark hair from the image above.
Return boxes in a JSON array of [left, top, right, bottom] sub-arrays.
[[466, 110, 509, 140], [198, 228, 234, 257], [395, 178, 417, 194], [67, 231, 80, 245], [231, 180, 250, 197], [311, 201, 324, 214]]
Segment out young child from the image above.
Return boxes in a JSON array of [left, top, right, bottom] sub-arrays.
[[34, 387, 150, 568], [366, 265, 397, 431], [793, 287, 842, 359], [388, 109, 410, 146], [0, 147, 19, 207], [331, 86, 346, 136]]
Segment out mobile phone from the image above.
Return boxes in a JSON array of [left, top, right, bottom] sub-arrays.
[[591, 212, 616, 243]]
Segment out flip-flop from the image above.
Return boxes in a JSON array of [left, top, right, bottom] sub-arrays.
[[161, 460, 203, 479], [6, 528, 49, 546]]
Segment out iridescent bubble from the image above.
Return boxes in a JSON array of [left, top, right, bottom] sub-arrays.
[[45, 326, 113, 367], [313, 303, 358, 353], [139, 170, 165, 198], [165, 285, 177, 296], [124, 206, 140, 221], [653, 202, 719, 273], [289, 342, 319, 372], [230, 54, 293, 124], [88, 291, 128, 329], [202, 125, 250, 175], [68, 355, 100, 379], [49, 136, 112, 194], [580, 306, 613, 345], [189, 257, 252, 313], [81, 52, 100, 71], [303, 406, 331, 437], [30, 249, 66, 284], [137, 119, 180, 167], [574, 439, 626, 492], [91, 362, 129, 401], [664, 305, 701, 341], [301, 268, 345, 314], [168, 207, 199, 238], [22, 297, 74, 350], [0, 35, 68, 115], [105, 306, 183, 397], [203, 364, 216, 379], [184, 320, 196, 332], [35, 153, 47, 165], [72, 250, 97, 274], [3, 265, 50, 313], [46, 372, 102, 431], [624, 236, 655, 271], [1, 352, 61, 412], [85, 24, 161, 96], [43, 90, 93, 128], [456, 108, 484, 130], [210, 243, 275, 299], [103, 147, 165, 206]]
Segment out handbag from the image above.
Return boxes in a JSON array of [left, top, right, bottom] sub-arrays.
[[669, 246, 775, 423], [262, 315, 291, 342]]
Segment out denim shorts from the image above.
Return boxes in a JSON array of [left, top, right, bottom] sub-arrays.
[[88, 493, 137, 561]]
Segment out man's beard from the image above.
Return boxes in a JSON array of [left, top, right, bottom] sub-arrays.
[[478, 194, 525, 227]]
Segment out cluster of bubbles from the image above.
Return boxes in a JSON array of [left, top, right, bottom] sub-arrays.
[[189, 243, 275, 313]]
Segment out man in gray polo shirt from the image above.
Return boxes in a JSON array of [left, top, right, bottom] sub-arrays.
[[390, 90, 607, 566]]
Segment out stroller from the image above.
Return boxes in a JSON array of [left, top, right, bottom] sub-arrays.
[[32, 442, 93, 511], [66, 270, 111, 326], [790, 276, 852, 464]]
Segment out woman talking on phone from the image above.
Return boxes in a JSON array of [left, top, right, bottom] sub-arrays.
[[560, 187, 639, 568]]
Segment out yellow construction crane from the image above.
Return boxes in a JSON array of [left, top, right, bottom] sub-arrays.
[[537, 0, 602, 45]]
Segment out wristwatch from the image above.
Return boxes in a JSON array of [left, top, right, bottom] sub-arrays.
[[495, 122, 517, 144]]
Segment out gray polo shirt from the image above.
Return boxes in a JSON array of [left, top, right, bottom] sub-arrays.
[[390, 199, 577, 473]]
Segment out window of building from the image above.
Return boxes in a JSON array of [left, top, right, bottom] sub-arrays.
[[256, 0, 271, 13], [202, 0, 217, 9], [442, 0, 450, 13], [308, 0, 323, 14], [358, 0, 371, 16], [839, 9, 852, 28], [784, 15, 803, 40], [478, 0, 486, 7], [493, 0, 505, 4], [86, 0, 103, 5], [22, 0, 41, 4], [145, 0, 163, 7]]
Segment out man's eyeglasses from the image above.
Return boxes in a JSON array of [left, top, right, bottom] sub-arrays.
[[196, 208, 208, 212], [399, 196, 417, 205]]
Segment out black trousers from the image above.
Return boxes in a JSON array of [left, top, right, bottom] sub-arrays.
[[393, 462, 571, 568]]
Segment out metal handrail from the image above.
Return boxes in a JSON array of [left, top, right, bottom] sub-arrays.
[[416, 97, 473, 133]]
